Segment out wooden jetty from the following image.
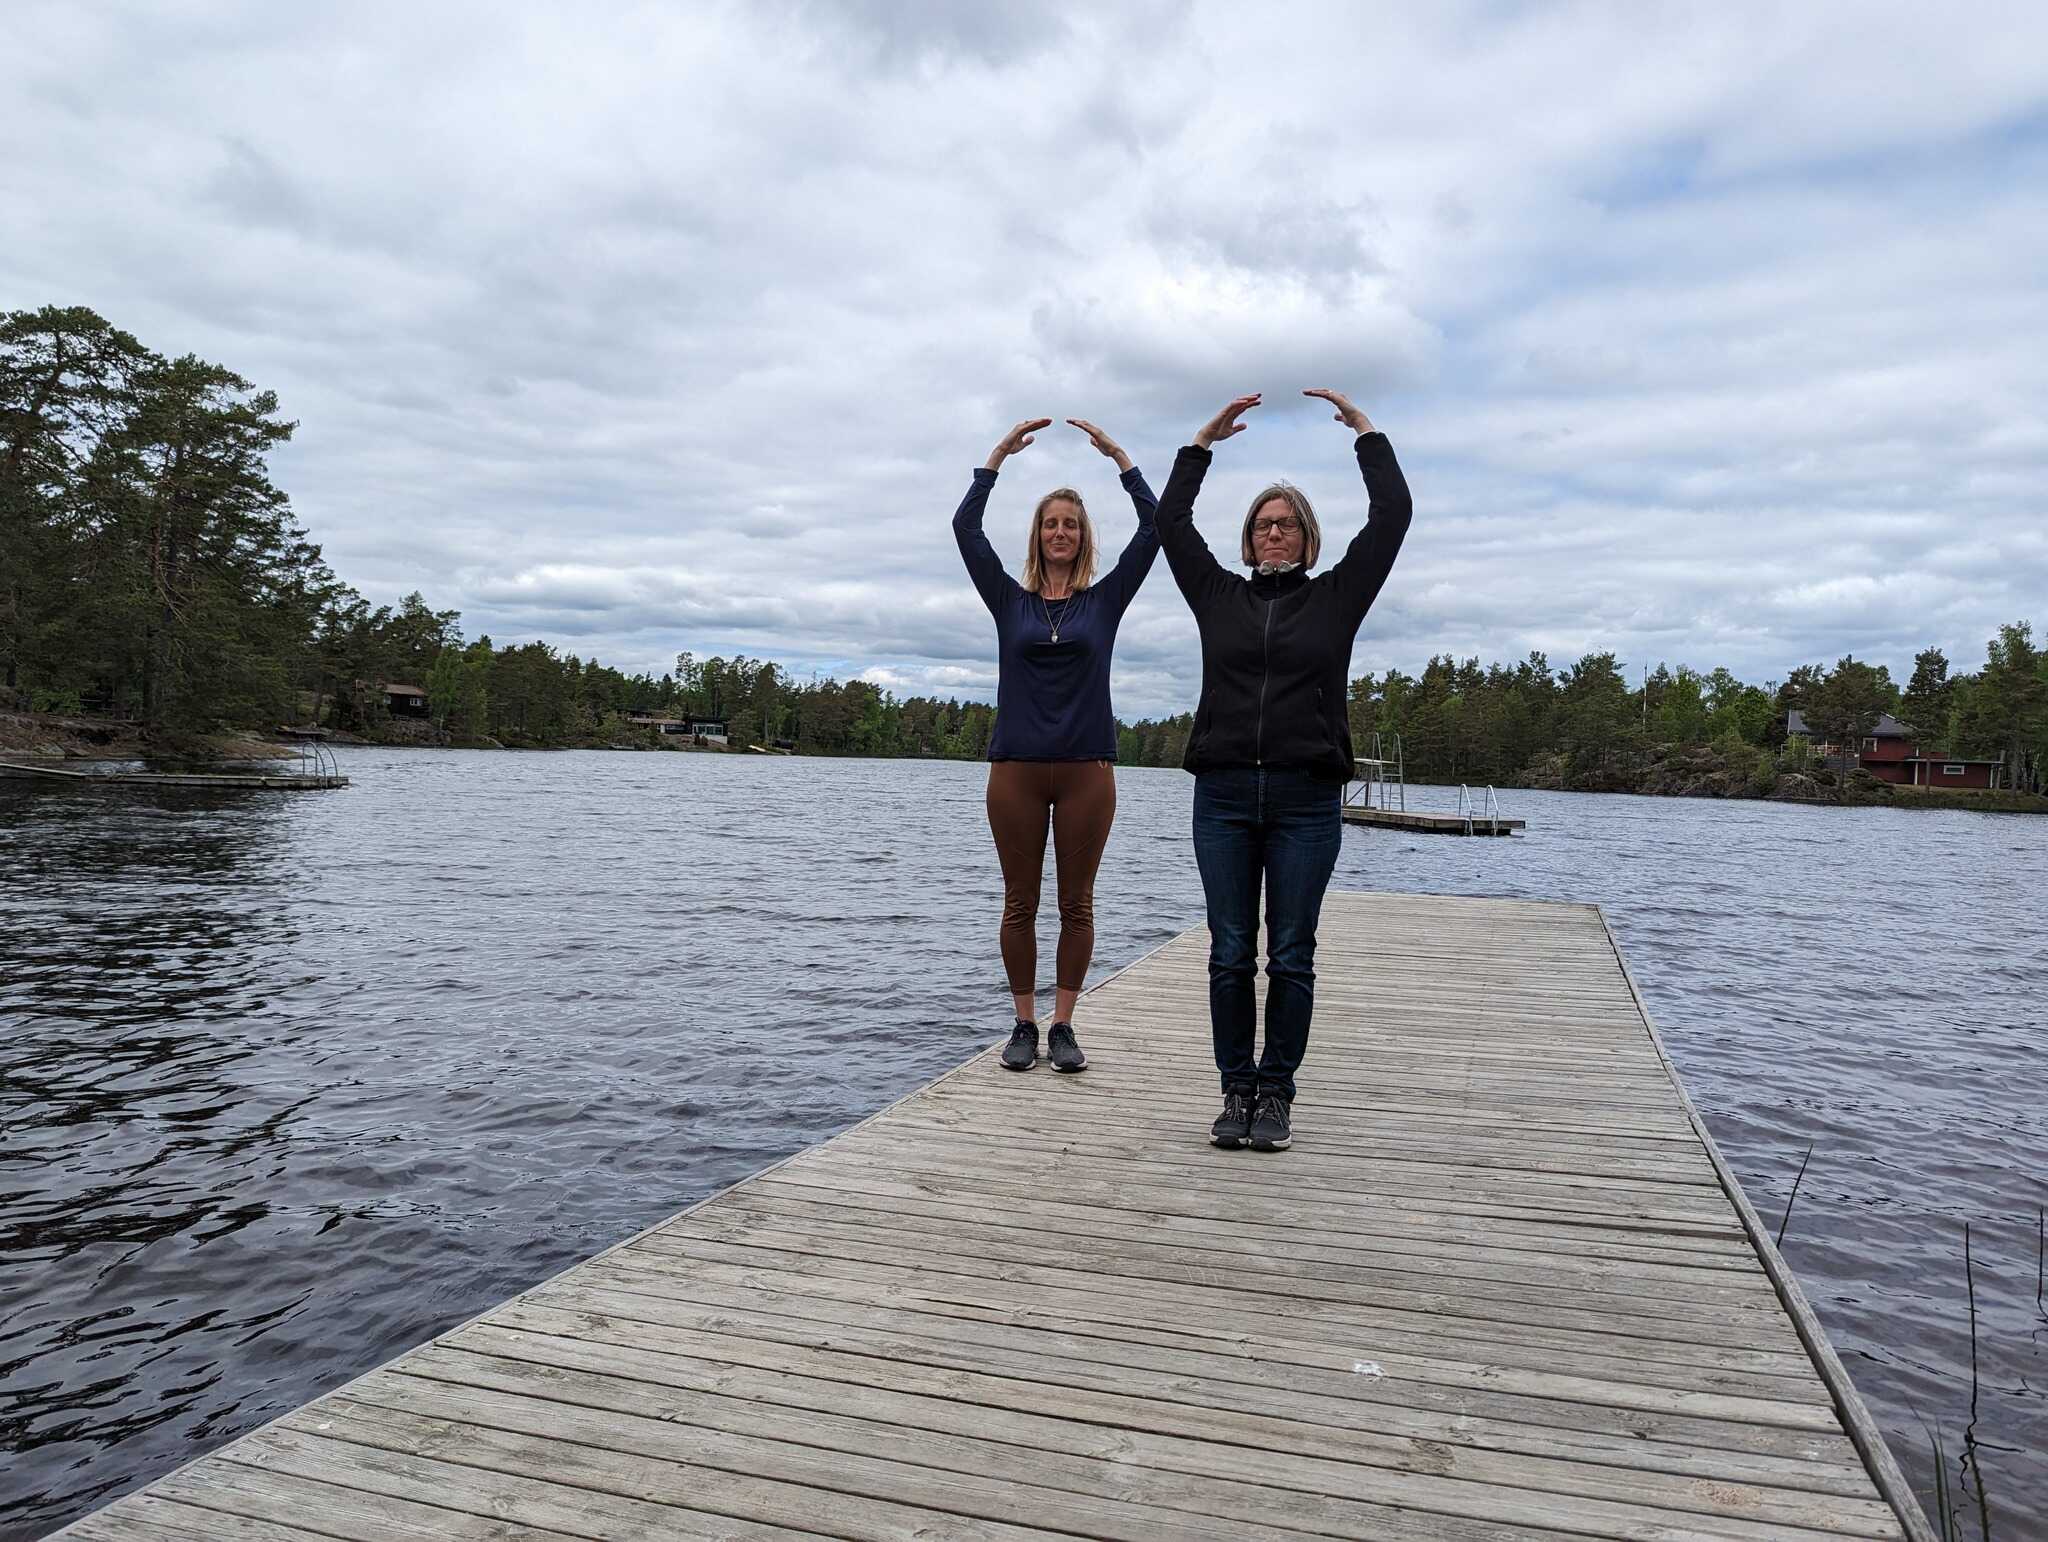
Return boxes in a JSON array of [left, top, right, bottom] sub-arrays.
[[1343, 805, 1526, 836], [0, 760, 347, 791], [53, 893, 1929, 1540]]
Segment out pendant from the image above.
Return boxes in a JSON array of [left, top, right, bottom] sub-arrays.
[[1051, 628, 1060, 643]]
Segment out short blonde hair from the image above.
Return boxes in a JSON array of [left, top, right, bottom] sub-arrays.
[[1022, 488, 1098, 593], [1240, 483, 1322, 568]]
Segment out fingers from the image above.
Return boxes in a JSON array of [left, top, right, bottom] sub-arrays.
[[1304, 388, 1365, 428], [1006, 416, 1051, 451]]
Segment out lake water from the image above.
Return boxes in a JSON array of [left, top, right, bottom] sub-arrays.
[[2, 749, 2043, 1538]]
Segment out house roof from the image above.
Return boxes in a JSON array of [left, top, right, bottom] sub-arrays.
[[383, 683, 428, 698], [1785, 709, 1908, 738]]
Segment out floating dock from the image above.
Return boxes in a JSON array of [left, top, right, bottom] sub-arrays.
[[0, 760, 347, 791], [52, 893, 1929, 1540], [1343, 804, 1526, 835]]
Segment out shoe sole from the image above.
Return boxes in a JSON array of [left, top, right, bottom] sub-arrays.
[[1001, 1058, 1037, 1071], [1051, 1058, 1087, 1073], [1249, 1135, 1292, 1151], [1210, 1132, 1246, 1148]]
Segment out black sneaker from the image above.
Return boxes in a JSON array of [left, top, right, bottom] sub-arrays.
[[1249, 1092, 1293, 1151], [1047, 1022, 1087, 1072], [1001, 1021, 1039, 1070], [1209, 1083, 1254, 1148]]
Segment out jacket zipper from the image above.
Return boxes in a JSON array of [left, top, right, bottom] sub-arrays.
[[1255, 593, 1274, 765]]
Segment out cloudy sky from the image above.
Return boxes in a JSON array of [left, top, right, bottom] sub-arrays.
[[9, 1, 2045, 716]]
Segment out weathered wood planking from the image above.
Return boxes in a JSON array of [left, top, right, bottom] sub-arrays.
[[0, 760, 347, 790], [53, 892, 1931, 1541], [1341, 806, 1526, 835]]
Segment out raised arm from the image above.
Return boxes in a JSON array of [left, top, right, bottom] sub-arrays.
[[1305, 390, 1413, 620], [954, 418, 1048, 615], [1068, 418, 1158, 611], [1157, 394, 1260, 612]]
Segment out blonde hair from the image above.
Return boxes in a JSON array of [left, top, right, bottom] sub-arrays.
[[1240, 482, 1322, 568], [1021, 488, 1098, 593]]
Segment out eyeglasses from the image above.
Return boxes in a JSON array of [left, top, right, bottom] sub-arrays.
[[1252, 516, 1301, 536]]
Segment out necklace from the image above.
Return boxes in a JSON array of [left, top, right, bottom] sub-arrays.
[[1039, 588, 1075, 643]]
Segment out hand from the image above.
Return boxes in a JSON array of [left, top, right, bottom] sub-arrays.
[[1066, 418, 1132, 472], [1303, 388, 1375, 435], [986, 418, 1052, 471], [1194, 394, 1261, 449]]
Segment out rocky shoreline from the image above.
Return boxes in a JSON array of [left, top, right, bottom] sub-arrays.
[[0, 710, 733, 761], [1518, 742, 2047, 812], [0, 711, 290, 764]]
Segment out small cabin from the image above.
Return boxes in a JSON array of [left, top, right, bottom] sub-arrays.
[[1785, 709, 2003, 788], [383, 683, 429, 718], [688, 718, 729, 744]]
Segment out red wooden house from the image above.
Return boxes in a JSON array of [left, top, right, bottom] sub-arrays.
[[1785, 710, 2004, 788]]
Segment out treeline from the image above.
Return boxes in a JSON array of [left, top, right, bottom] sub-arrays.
[[1120, 636, 2047, 793], [0, 304, 1004, 756], [2, 306, 328, 734], [7, 305, 2042, 786], [315, 597, 1002, 756]]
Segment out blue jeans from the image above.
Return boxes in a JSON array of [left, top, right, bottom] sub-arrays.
[[1191, 768, 1342, 1102]]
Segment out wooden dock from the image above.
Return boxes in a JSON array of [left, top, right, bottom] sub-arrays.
[[1342, 805, 1526, 836], [0, 760, 347, 791], [53, 893, 1929, 1541]]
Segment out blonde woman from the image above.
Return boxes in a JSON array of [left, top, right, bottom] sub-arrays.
[[954, 417, 1160, 1073]]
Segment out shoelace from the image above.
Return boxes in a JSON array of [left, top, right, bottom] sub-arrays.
[[1221, 1093, 1252, 1125], [1254, 1097, 1288, 1128], [1009, 1023, 1036, 1043]]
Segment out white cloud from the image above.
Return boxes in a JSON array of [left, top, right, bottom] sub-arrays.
[[5, 0, 2043, 717]]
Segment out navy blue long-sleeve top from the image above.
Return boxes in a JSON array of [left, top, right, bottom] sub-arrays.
[[954, 464, 1160, 761]]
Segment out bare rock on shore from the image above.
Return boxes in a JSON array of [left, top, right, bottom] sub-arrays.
[[3, 710, 290, 763], [1636, 744, 1756, 799], [1, 709, 146, 759], [371, 718, 455, 747], [1768, 772, 1826, 802]]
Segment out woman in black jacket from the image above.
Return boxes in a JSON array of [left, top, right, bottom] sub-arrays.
[[1156, 389, 1413, 1151]]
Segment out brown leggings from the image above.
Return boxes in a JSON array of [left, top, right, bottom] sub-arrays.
[[985, 760, 1117, 994]]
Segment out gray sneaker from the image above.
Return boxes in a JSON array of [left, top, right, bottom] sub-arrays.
[[1000, 1021, 1038, 1070], [1047, 1022, 1087, 1072]]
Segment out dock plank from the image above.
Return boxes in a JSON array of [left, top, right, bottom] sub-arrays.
[[52, 892, 1929, 1541]]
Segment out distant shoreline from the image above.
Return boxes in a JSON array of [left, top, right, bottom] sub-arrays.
[[7, 711, 2043, 815]]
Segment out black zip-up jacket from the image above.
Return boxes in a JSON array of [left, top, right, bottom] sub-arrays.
[[1158, 432, 1412, 782]]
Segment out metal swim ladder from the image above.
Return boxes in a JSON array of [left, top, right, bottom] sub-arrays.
[[1458, 783, 1502, 835]]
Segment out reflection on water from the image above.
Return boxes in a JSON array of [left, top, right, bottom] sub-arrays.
[[2, 751, 2043, 1536]]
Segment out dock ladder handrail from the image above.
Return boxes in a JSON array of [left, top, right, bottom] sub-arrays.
[[296, 739, 340, 784], [1456, 783, 1503, 835]]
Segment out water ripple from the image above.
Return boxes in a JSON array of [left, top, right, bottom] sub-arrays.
[[2, 754, 2043, 1536]]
